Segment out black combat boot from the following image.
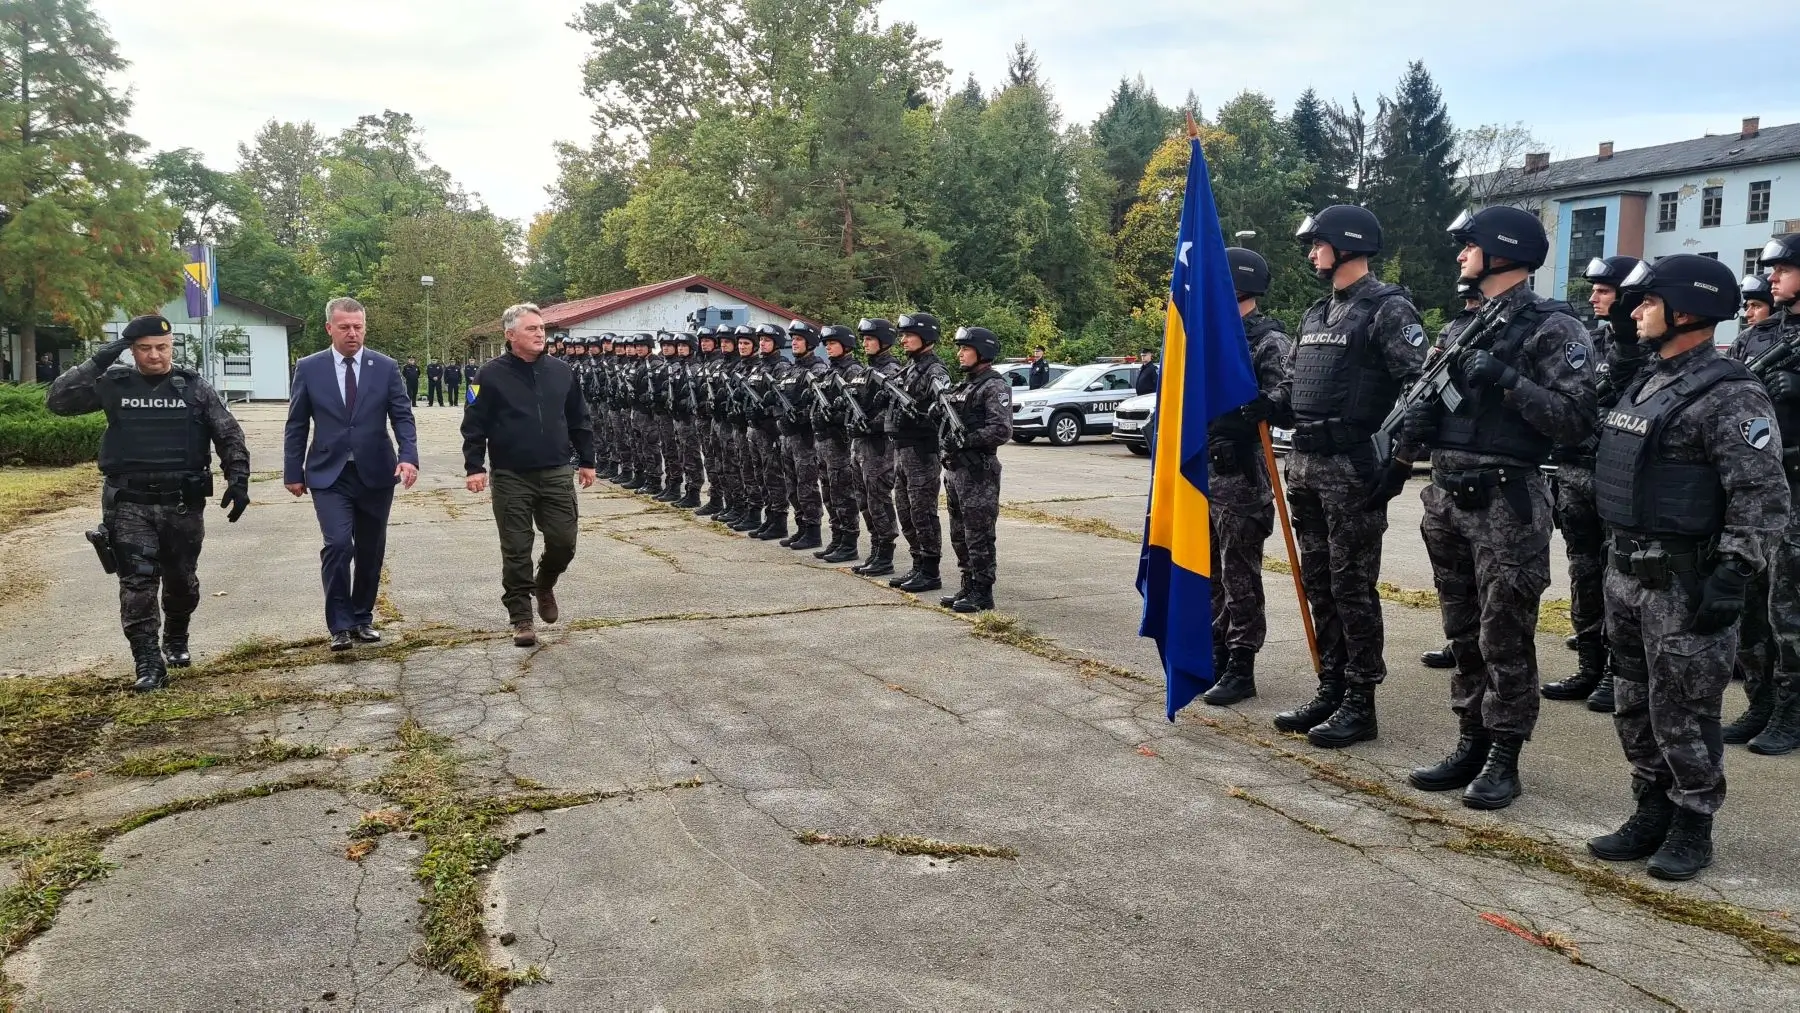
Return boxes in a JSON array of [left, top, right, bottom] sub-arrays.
[[1419, 643, 1455, 669], [1587, 781, 1676, 861], [1201, 648, 1257, 706], [1586, 670, 1616, 713], [618, 469, 643, 490], [854, 542, 895, 577], [1565, 634, 1579, 651], [753, 511, 789, 541], [1748, 687, 1800, 755], [656, 481, 683, 503], [1408, 717, 1490, 791], [897, 556, 942, 593], [675, 486, 702, 509], [696, 491, 724, 517], [951, 582, 994, 614], [888, 558, 922, 588], [1307, 685, 1377, 749], [730, 507, 764, 533], [1273, 675, 1345, 734], [1462, 735, 1524, 810], [640, 478, 665, 498], [940, 574, 971, 608], [821, 536, 861, 565], [787, 523, 822, 550], [1646, 808, 1715, 881], [162, 613, 193, 669], [814, 532, 845, 559], [1723, 676, 1775, 744], [130, 640, 168, 693], [1542, 635, 1605, 700]]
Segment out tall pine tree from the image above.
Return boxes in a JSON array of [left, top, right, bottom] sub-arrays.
[[0, 0, 181, 373], [1288, 88, 1345, 212], [1367, 61, 1463, 312], [1092, 75, 1175, 232]]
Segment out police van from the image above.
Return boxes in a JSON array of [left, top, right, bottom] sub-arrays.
[[1011, 363, 1141, 446]]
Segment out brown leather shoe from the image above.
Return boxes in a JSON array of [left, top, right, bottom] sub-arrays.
[[534, 586, 559, 624], [513, 620, 538, 648]]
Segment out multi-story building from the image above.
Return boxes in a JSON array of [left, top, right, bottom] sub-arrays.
[[1483, 116, 1798, 344]]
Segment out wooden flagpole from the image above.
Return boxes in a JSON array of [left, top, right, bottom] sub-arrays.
[[1259, 421, 1320, 673]]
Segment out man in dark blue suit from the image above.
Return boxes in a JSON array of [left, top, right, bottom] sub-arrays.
[[284, 297, 420, 650]]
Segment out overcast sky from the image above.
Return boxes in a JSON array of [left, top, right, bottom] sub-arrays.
[[98, 0, 1797, 226]]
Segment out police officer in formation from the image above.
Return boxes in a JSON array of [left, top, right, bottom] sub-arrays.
[[850, 319, 905, 576], [48, 314, 252, 692], [1399, 208, 1593, 811], [937, 327, 1013, 613], [1200, 248, 1293, 706], [1741, 273, 1774, 330], [777, 322, 827, 550], [1269, 205, 1427, 748], [813, 325, 866, 563], [887, 314, 954, 593]]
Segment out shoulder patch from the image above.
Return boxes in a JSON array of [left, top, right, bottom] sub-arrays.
[[1401, 323, 1426, 347], [1742, 417, 1775, 451], [1565, 342, 1589, 370]]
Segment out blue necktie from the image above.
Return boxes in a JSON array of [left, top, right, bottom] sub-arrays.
[[343, 356, 358, 416]]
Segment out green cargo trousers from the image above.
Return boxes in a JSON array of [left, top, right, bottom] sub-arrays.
[[490, 467, 579, 624]]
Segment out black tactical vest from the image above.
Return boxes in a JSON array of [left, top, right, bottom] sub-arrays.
[[1735, 314, 1799, 450], [1594, 356, 1745, 537], [1292, 282, 1409, 427], [1435, 298, 1575, 465], [97, 367, 211, 477], [1209, 313, 1283, 449]]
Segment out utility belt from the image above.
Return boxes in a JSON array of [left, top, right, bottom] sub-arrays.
[[1289, 418, 1369, 455], [942, 447, 997, 473], [1431, 466, 1535, 522], [1609, 533, 1713, 591], [1208, 436, 1258, 476], [104, 471, 212, 508], [1549, 447, 1595, 468]]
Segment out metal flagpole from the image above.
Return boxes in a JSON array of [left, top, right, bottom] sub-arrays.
[[1259, 421, 1320, 673]]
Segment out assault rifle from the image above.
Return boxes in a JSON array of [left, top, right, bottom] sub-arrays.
[[931, 377, 968, 449], [1371, 296, 1513, 469], [873, 367, 922, 418], [833, 372, 870, 434], [1746, 328, 1800, 382]]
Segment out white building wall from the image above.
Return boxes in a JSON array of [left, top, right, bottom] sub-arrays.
[[560, 290, 793, 340]]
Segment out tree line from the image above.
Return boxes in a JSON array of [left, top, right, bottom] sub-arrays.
[[3, 0, 1537, 373]]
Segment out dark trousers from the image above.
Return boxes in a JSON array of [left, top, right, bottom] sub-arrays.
[[491, 467, 579, 624], [428, 379, 444, 406], [112, 497, 205, 645], [405, 379, 420, 404], [447, 381, 462, 405], [312, 465, 395, 634]]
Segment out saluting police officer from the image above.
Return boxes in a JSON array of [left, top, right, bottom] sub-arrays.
[[1269, 205, 1426, 748], [887, 313, 953, 593], [936, 327, 1012, 613], [48, 315, 252, 691], [1201, 248, 1293, 706], [850, 319, 904, 576], [1400, 208, 1594, 811], [1585, 254, 1787, 881]]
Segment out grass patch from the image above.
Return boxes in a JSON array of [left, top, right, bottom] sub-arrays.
[[108, 739, 325, 778], [795, 830, 1018, 861], [968, 612, 1151, 686], [0, 464, 101, 535], [998, 503, 1137, 541], [377, 567, 403, 625], [1263, 556, 1575, 638]]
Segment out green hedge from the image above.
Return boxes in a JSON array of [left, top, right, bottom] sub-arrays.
[[0, 385, 106, 466]]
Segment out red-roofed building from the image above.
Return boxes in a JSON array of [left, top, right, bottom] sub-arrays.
[[472, 276, 814, 339]]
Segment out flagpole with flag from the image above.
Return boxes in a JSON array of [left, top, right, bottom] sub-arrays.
[[1136, 121, 1260, 721]]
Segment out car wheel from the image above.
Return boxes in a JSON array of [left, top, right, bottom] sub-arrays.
[[1048, 410, 1083, 446], [1011, 434, 1037, 444], [1127, 444, 1150, 456]]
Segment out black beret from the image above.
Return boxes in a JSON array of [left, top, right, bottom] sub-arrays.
[[122, 315, 173, 340]]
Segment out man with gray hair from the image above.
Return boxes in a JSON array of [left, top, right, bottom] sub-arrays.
[[462, 303, 596, 646]]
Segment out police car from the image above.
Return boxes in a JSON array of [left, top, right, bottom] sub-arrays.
[[1110, 392, 1294, 458], [996, 360, 1074, 391], [1011, 363, 1141, 446]]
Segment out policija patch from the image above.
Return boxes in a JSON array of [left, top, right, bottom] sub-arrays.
[[1565, 342, 1589, 370], [1743, 417, 1775, 450], [1401, 323, 1426, 347]]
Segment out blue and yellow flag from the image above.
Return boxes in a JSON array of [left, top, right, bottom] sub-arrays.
[[1136, 137, 1259, 720]]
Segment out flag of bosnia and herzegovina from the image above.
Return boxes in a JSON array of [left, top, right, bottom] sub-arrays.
[[1135, 135, 1260, 721]]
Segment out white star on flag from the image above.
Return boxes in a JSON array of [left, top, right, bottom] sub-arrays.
[[1178, 241, 1193, 267]]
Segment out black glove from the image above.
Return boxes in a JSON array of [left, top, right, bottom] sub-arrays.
[[1236, 394, 1272, 424], [1264, 390, 1295, 429], [1458, 348, 1519, 390], [1691, 562, 1751, 635], [1359, 460, 1412, 511], [91, 337, 133, 370], [1400, 400, 1441, 445], [220, 479, 250, 523], [1769, 371, 1800, 404]]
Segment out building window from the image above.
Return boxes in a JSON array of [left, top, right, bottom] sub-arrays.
[[1747, 248, 1765, 276], [1701, 186, 1723, 228], [223, 355, 252, 376], [1657, 192, 1678, 232], [1568, 207, 1607, 281], [1748, 181, 1771, 224]]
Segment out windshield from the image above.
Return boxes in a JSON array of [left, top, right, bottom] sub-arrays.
[[1046, 364, 1109, 391]]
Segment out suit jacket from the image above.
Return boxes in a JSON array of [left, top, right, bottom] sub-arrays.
[[284, 348, 420, 489]]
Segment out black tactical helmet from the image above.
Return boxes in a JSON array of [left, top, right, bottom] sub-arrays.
[[819, 324, 856, 350], [695, 325, 715, 340], [1620, 255, 1740, 323], [953, 326, 1000, 363], [1295, 205, 1382, 256], [897, 312, 941, 344], [857, 317, 898, 348], [754, 322, 790, 349], [674, 331, 696, 349], [787, 319, 819, 345], [636, 332, 658, 348], [1447, 207, 1549, 271], [599, 333, 615, 346], [1582, 255, 1641, 288], [1758, 235, 1800, 270], [1743, 273, 1775, 308], [733, 325, 757, 343], [1224, 247, 1270, 296]]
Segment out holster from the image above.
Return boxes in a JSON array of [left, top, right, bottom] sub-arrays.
[[1610, 535, 1711, 592], [86, 523, 118, 575], [1431, 466, 1534, 524], [1208, 438, 1254, 476], [1289, 419, 1367, 455]]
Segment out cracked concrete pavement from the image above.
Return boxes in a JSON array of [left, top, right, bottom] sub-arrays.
[[3, 404, 1797, 1009]]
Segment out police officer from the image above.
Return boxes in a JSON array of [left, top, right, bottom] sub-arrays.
[[726, 326, 767, 532], [814, 324, 866, 563], [777, 321, 828, 550], [1585, 254, 1787, 881], [692, 328, 727, 515], [1419, 279, 1487, 671], [1201, 248, 1294, 705], [1738, 234, 1800, 755], [667, 333, 706, 508], [402, 357, 421, 406], [445, 350, 464, 404], [745, 323, 794, 540], [937, 327, 1012, 613], [887, 313, 953, 593], [426, 358, 445, 407], [1269, 205, 1426, 747], [850, 318, 904, 576], [1399, 208, 1594, 810], [48, 315, 252, 691], [1742, 274, 1774, 329]]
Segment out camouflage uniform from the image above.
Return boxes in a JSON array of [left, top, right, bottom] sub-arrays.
[[750, 352, 792, 518], [646, 354, 676, 491], [778, 355, 826, 529], [1724, 317, 1785, 729], [730, 352, 763, 517], [1414, 281, 1595, 740], [1599, 341, 1787, 814], [853, 352, 904, 549], [943, 364, 1013, 592], [1209, 312, 1293, 654], [887, 349, 952, 566], [818, 352, 864, 545], [672, 357, 706, 496]]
